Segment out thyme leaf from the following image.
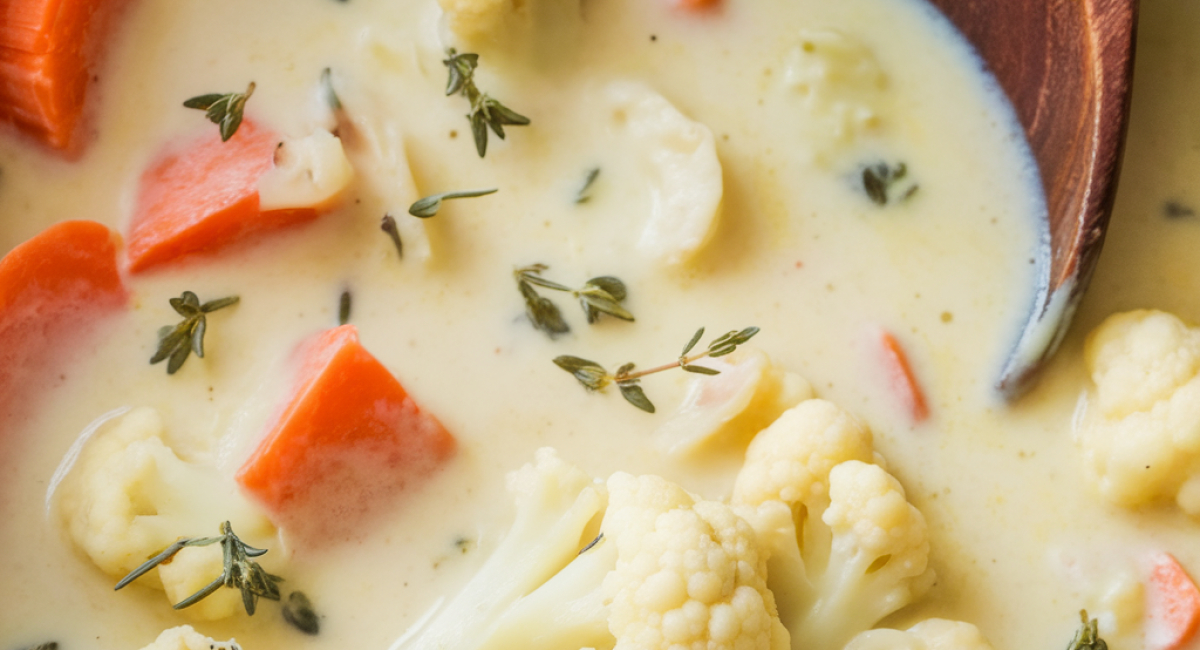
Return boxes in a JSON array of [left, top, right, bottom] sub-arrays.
[[115, 521, 282, 616], [283, 591, 320, 635], [338, 290, 352, 325], [409, 188, 498, 218], [515, 265, 633, 335], [150, 292, 239, 374], [575, 167, 601, 204], [442, 49, 530, 157], [380, 214, 403, 258], [183, 82, 256, 142], [553, 326, 759, 412], [1066, 610, 1107, 650], [320, 67, 342, 111], [861, 161, 918, 206]]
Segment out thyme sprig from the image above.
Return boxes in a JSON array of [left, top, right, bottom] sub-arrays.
[[1066, 610, 1107, 650], [554, 326, 759, 413], [409, 188, 498, 218], [150, 291, 239, 374], [443, 49, 530, 157], [381, 214, 403, 258], [115, 521, 282, 616], [515, 264, 633, 337], [183, 82, 255, 142]]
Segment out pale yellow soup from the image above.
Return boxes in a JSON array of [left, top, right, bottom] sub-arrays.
[[2, 1, 1199, 650]]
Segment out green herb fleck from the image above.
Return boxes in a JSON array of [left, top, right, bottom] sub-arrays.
[[1066, 611, 1107, 650], [443, 49, 530, 157], [409, 188, 498, 218], [1164, 200, 1195, 219], [576, 168, 601, 204], [150, 292, 239, 375], [320, 68, 342, 111], [338, 290, 352, 325], [282, 591, 320, 635], [861, 161, 917, 206], [381, 214, 403, 259], [115, 521, 282, 616], [553, 326, 759, 412], [515, 265, 633, 336], [23, 643, 57, 650], [578, 533, 604, 555], [183, 82, 256, 142]]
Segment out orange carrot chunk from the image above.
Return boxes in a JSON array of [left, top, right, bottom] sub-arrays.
[[1146, 552, 1200, 650], [236, 325, 456, 543], [0, 0, 128, 151], [878, 329, 930, 423], [0, 220, 126, 426], [675, 0, 720, 9], [125, 119, 318, 273]]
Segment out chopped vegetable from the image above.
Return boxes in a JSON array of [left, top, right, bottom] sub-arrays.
[[236, 325, 456, 543], [0, 220, 125, 422], [126, 119, 320, 273], [878, 329, 929, 423], [0, 0, 126, 151], [1146, 553, 1200, 650]]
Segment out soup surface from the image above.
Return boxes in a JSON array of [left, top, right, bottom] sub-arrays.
[[1, 1, 1198, 650]]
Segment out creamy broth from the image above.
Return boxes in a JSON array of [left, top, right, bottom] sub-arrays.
[[2, 1, 1194, 650]]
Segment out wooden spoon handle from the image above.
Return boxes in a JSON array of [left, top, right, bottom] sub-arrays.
[[928, 0, 1139, 398]]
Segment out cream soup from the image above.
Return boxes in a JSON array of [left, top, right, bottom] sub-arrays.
[[0, 1, 1189, 650]]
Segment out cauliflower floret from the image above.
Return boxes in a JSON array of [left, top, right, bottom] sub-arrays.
[[392, 448, 614, 650], [437, 0, 583, 59], [604, 81, 724, 267], [257, 129, 354, 212], [55, 407, 272, 620], [655, 347, 814, 457], [603, 472, 789, 650], [138, 625, 241, 650], [843, 619, 994, 650], [732, 401, 933, 650], [1075, 310, 1200, 514]]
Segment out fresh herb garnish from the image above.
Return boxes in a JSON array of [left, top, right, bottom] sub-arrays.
[[554, 326, 759, 413], [409, 188, 498, 218], [576, 168, 601, 204], [338, 290, 352, 325], [861, 161, 918, 206], [442, 48, 530, 157], [1066, 610, 1107, 650], [515, 264, 633, 336], [320, 68, 342, 111], [282, 591, 320, 635], [115, 521, 282, 615], [150, 291, 239, 375], [381, 214, 403, 258], [183, 82, 256, 142]]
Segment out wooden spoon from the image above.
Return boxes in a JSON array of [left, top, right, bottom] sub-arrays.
[[926, 0, 1138, 399]]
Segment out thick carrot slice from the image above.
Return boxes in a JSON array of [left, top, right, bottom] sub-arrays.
[[237, 325, 456, 543], [1146, 553, 1200, 650], [0, 220, 126, 426], [125, 119, 319, 273], [878, 329, 930, 423], [0, 0, 129, 151]]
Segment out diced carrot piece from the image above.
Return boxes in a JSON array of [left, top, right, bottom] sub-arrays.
[[1146, 553, 1200, 650], [0, 220, 126, 426], [675, 0, 720, 10], [878, 329, 930, 423], [236, 325, 456, 543], [0, 0, 130, 152], [125, 119, 319, 273]]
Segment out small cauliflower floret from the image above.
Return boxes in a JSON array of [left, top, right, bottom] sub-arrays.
[[603, 472, 789, 650], [731, 401, 933, 650], [780, 29, 889, 161], [437, 0, 583, 59], [55, 407, 272, 620], [138, 625, 241, 650], [393, 448, 614, 650], [1075, 310, 1200, 514], [655, 347, 814, 457], [844, 619, 994, 650], [604, 81, 723, 267], [257, 129, 354, 212]]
